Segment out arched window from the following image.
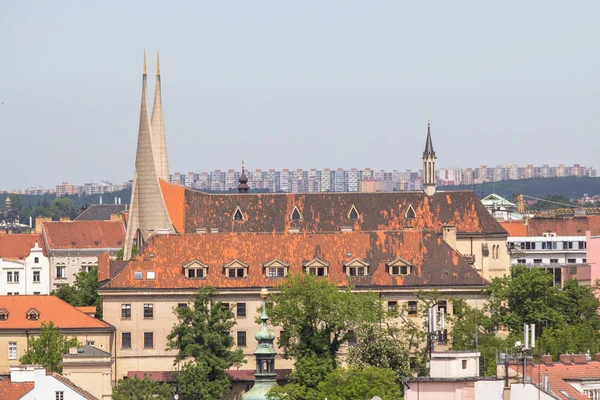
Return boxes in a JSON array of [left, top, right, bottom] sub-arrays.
[[34, 257, 39, 264]]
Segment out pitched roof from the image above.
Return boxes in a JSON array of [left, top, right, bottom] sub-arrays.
[[0, 295, 112, 330], [103, 231, 486, 290], [500, 221, 529, 236], [63, 344, 111, 358], [49, 372, 98, 400], [74, 204, 127, 221], [0, 378, 34, 400], [157, 181, 506, 236], [527, 361, 600, 400], [43, 221, 125, 250], [0, 234, 46, 260]]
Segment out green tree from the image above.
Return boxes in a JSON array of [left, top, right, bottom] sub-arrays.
[[19, 321, 80, 373], [266, 273, 381, 363], [49, 197, 79, 219], [116, 243, 137, 260], [112, 375, 173, 400], [315, 366, 402, 400], [166, 286, 245, 400], [52, 267, 101, 318], [347, 323, 411, 384]]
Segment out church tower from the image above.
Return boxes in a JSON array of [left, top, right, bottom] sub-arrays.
[[124, 51, 173, 260], [150, 50, 170, 181], [422, 119, 437, 196]]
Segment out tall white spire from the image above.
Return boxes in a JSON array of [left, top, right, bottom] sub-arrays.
[[151, 49, 170, 181]]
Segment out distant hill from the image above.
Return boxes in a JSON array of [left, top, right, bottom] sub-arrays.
[[442, 177, 600, 200]]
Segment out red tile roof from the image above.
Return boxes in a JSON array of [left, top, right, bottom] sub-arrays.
[[0, 378, 34, 400], [103, 231, 486, 290], [0, 234, 46, 260], [0, 295, 111, 330], [43, 220, 125, 250], [527, 216, 600, 236], [157, 181, 506, 236], [499, 221, 529, 236], [525, 361, 600, 400]]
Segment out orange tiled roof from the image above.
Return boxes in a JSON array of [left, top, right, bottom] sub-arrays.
[[523, 361, 600, 400], [527, 215, 600, 236], [103, 231, 486, 290], [0, 234, 46, 260], [499, 221, 529, 236], [76, 306, 97, 314], [0, 378, 34, 400], [157, 181, 507, 236], [43, 220, 125, 250], [0, 295, 111, 330]]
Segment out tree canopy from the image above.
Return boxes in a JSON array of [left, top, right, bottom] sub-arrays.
[[52, 267, 101, 318], [19, 321, 80, 373], [112, 376, 173, 400], [166, 286, 245, 400]]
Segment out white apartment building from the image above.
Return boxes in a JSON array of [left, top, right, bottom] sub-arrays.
[[0, 235, 50, 295]]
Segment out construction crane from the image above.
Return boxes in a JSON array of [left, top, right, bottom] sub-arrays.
[[516, 194, 600, 217]]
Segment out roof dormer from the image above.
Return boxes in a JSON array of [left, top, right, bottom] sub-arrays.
[[263, 258, 289, 278], [0, 308, 8, 321], [387, 256, 412, 276], [344, 258, 369, 277], [303, 258, 329, 276], [26, 308, 40, 321], [405, 204, 416, 219], [183, 260, 209, 279], [348, 205, 359, 220], [290, 206, 302, 221], [224, 259, 249, 279], [232, 206, 245, 221]]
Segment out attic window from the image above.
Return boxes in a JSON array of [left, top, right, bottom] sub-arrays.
[[134, 271, 143, 280], [387, 257, 412, 276], [405, 204, 416, 219], [233, 207, 244, 221], [94, 241, 100, 246], [146, 271, 155, 280], [344, 258, 369, 277], [303, 258, 329, 277], [264, 259, 289, 278], [224, 260, 249, 279], [183, 260, 208, 279], [290, 206, 302, 221], [348, 205, 359, 220], [0, 309, 8, 321], [26, 308, 40, 321], [71, 241, 77, 246]]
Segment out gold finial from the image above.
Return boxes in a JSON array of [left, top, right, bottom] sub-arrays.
[[143, 49, 147, 75], [260, 288, 269, 299], [156, 49, 160, 76], [242, 159, 245, 170]]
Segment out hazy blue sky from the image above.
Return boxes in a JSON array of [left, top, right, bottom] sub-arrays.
[[1, 1, 598, 190]]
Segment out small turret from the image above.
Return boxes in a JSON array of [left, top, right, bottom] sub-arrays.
[[238, 161, 249, 193], [422, 119, 437, 196]]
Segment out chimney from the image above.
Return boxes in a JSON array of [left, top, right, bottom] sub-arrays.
[[540, 355, 553, 365], [573, 354, 587, 364], [69, 347, 78, 355], [559, 354, 572, 364], [442, 226, 457, 250]]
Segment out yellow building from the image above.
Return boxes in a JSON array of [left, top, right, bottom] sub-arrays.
[[0, 295, 114, 374]]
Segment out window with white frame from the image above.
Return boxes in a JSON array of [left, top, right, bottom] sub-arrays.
[[224, 260, 249, 279], [55, 391, 64, 400], [33, 271, 40, 283], [183, 260, 208, 279], [8, 342, 16, 360], [56, 266, 66, 279], [344, 258, 369, 277], [264, 259, 289, 278], [387, 257, 411, 276], [303, 258, 329, 277]]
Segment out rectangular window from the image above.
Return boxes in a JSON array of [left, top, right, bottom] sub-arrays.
[[86, 340, 95, 346], [550, 259, 559, 264], [462, 360, 467, 369], [13, 271, 19, 283], [121, 304, 131, 319], [33, 271, 40, 283], [55, 391, 64, 400], [6, 272, 13, 282], [579, 241, 586, 250], [228, 269, 236, 278], [517, 259, 526, 264], [568, 258, 576, 264], [237, 268, 244, 278], [56, 266, 66, 279], [236, 303, 246, 318], [583, 258, 587, 263], [188, 268, 196, 278], [237, 331, 247, 347], [177, 303, 188, 309], [134, 271, 142, 280], [400, 266, 408, 275], [144, 332, 153, 349], [268, 267, 286, 277], [144, 304, 153, 319], [387, 301, 398, 313], [391, 266, 399, 275], [122, 332, 131, 349], [438, 300, 448, 314], [408, 301, 418, 316], [533, 259, 543, 264], [8, 342, 17, 360]]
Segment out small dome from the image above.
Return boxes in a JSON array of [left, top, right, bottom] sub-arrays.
[[255, 327, 276, 342]]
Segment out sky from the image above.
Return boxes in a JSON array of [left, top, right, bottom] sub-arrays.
[[0, 1, 598, 190]]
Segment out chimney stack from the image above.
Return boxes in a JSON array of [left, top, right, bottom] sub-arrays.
[[572, 354, 587, 364], [559, 354, 573, 364], [540, 355, 553, 365]]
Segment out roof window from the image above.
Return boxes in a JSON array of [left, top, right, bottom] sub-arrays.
[[348, 205, 359, 220], [0, 309, 8, 321], [405, 204, 416, 219], [290, 206, 302, 221], [233, 206, 244, 221], [26, 308, 40, 321], [303, 258, 329, 277], [134, 271, 143, 280], [387, 257, 412, 276], [146, 271, 155, 280]]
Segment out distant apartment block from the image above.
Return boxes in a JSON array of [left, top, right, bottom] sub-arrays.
[[168, 163, 596, 194]]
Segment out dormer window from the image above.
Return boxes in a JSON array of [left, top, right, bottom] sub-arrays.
[[0, 309, 8, 321], [224, 260, 249, 279], [26, 308, 40, 321], [264, 259, 289, 278], [290, 206, 302, 221], [348, 205, 359, 220], [183, 260, 208, 279], [387, 257, 412, 276], [304, 258, 329, 276], [344, 258, 369, 277], [405, 204, 416, 219], [233, 206, 244, 221]]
